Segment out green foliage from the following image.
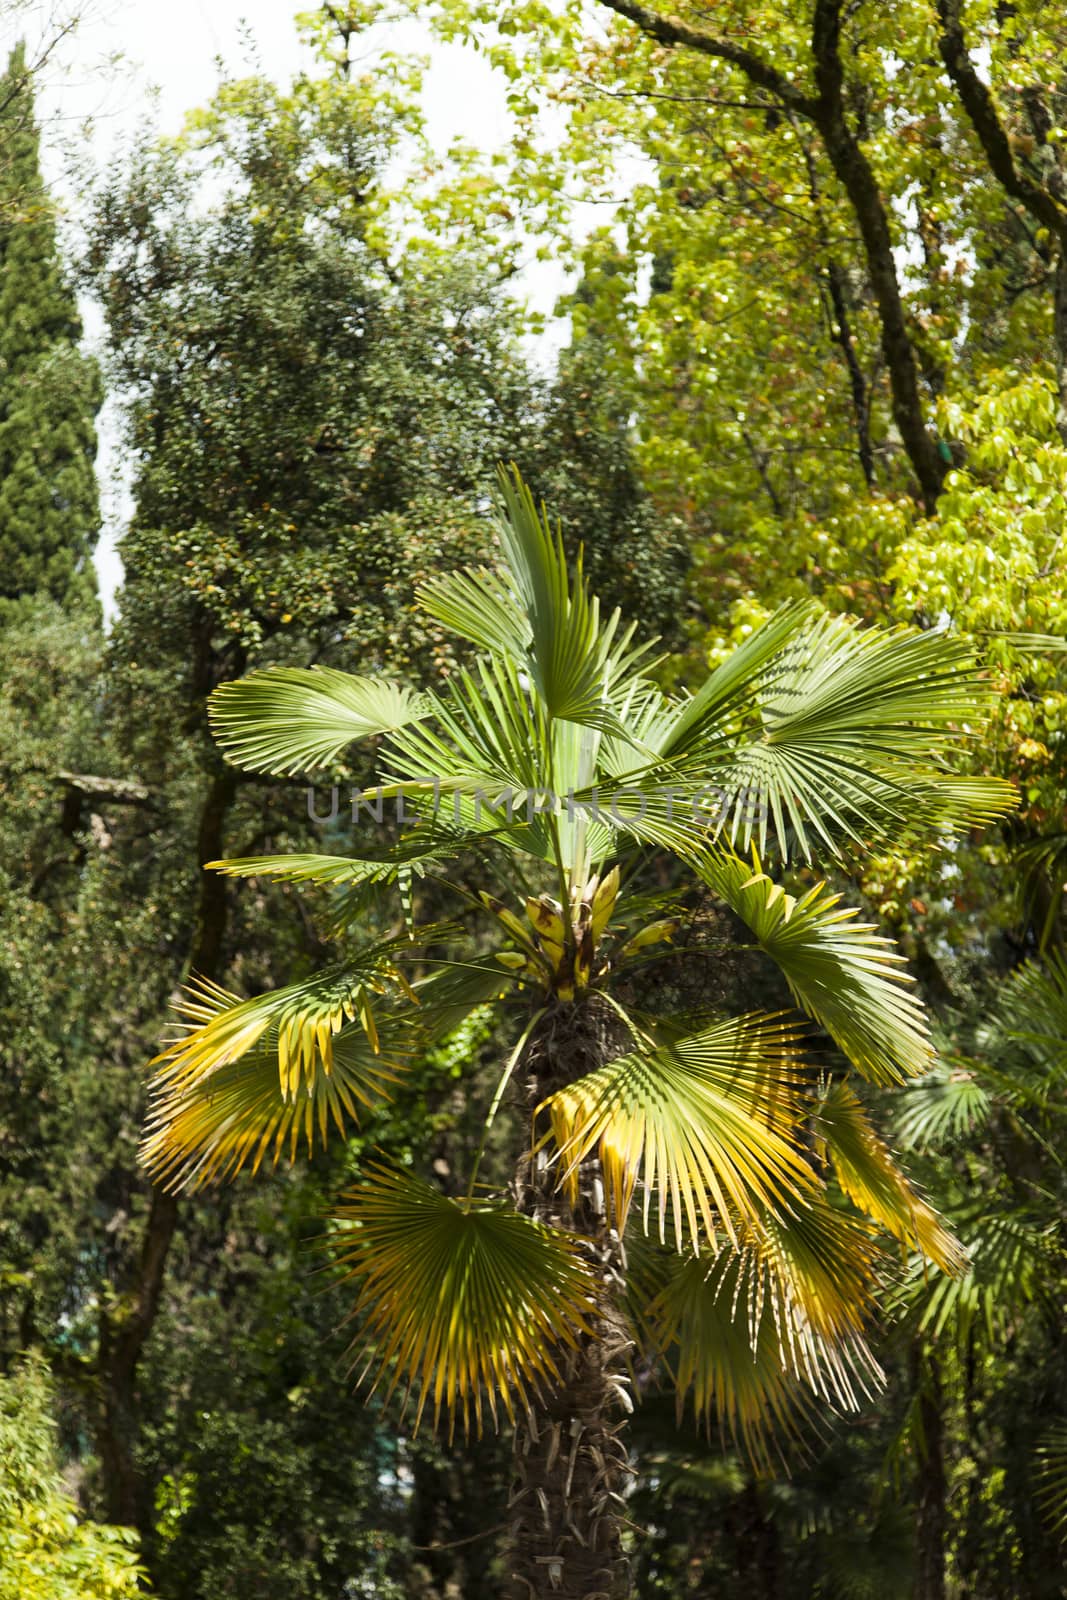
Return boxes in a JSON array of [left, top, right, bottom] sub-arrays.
[[0, 45, 101, 617], [0, 1355, 146, 1598]]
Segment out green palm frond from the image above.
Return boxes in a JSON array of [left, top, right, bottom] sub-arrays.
[[888, 1209, 1055, 1347], [1014, 831, 1067, 951], [491, 465, 635, 731], [979, 952, 1067, 1089], [541, 1013, 817, 1250], [142, 1025, 405, 1191], [330, 1165, 595, 1437], [1036, 1423, 1067, 1539], [814, 1081, 963, 1271], [206, 835, 453, 889], [894, 1060, 992, 1150], [698, 849, 932, 1084], [654, 600, 817, 761], [665, 615, 1013, 859], [416, 563, 531, 661], [209, 666, 429, 776]]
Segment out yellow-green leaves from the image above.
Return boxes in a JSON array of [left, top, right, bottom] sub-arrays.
[[150, 959, 400, 1097], [635, 1208, 882, 1461], [142, 1026, 403, 1191], [209, 665, 428, 775], [330, 1166, 595, 1437], [541, 1013, 815, 1249], [142, 944, 421, 1188], [815, 1081, 963, 1272], [698, 849, 934, 1083]]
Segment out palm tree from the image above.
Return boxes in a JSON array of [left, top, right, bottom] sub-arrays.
[[888, 952, 1067, 1593], [143, 467, 1013, 1600]]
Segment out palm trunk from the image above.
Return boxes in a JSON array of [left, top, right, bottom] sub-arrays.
[[507, 999, 633, 1600]]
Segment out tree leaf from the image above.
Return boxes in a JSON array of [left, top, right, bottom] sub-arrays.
[[209, 665, 429, 775], [330, 1165, 595, 1437], [697, 849, 933, 1084], [541, 1012, 817, 1250]]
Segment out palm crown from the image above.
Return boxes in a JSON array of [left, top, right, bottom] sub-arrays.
[[143, 467, 1014, 1597]]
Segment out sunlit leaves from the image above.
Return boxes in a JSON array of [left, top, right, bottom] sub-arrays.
[[492, 463, 634, 730], [632, 1206, 882, 1462], [142, 1025, 404, 1191], [697, 849, 934, 1083], [541, 1013, 816, 1249], [148, 939, 414, 1102], [330, 1166, 595, 1436], [814, 1080, 963, 1271], [675, 614, 1014, 858], [209, 665, 429, 775]]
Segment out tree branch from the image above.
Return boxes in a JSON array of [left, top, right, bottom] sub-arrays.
[[595, 0, 818, 116], [936, 0, 1067, 239]]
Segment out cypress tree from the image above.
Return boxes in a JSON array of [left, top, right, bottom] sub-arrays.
[[0, 43, 101, 615]]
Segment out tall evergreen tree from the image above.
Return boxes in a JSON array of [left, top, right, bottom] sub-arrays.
[[0, 42, 101, 616]]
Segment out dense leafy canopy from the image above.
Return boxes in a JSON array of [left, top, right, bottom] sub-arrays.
[[3, 2, 1067, 1596]]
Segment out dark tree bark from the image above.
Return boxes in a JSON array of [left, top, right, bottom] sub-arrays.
[[808, 0, 946, 510], [937, 0, 1067, 443], [796, 121, 877, 489], [596, 0, 948, 509], [95, 763, 237, 1531], [507, 1000, 633, 1600]]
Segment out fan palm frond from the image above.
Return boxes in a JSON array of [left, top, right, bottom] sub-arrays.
[[663, 614, 1013, 859], [209, 666, 429, 776], [206, 833, 454, 889], [814, 1081, 963, 1271], [142, 1025, 405, 1190], [888, 1209, 1055, 1346], [150, 936, 420, 1101], [330, 1165, 595, 1437], [541, 1013, 816, 1250], [632, 1208, 881, 1462], [491, 464, 638, 732], [894, 1060, 992, 1150], [1036, 1423, 1067, 1540], [978, 952, 1067, 1089], [698, 849, 933, 1084]]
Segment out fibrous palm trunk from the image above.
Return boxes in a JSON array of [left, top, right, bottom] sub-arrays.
[[507, 999, 633, 1600]]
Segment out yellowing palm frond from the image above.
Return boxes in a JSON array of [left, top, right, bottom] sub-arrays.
[[142, 1026, 404, 1191], [633, 1210, 881, 1464], [698, 849, 932, 1084], [209, 665, 428, 776], [150, 939, 415, 1101], [330, 1165, 595, 1438], [814, 1081, 963, 1272], [541, 1013, 817, 1250]]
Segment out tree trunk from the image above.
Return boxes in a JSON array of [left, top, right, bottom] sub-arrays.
[[95, 763, 237, 1532], [809, 0, 947, 511], [507, 999, 633, 1600], [597, 0, 949, 509]]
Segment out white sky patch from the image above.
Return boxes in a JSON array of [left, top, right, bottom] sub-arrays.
[[2, 1, 578, 619]]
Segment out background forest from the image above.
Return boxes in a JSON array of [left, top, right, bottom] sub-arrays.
[[1, 2, 1066, 1596]]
